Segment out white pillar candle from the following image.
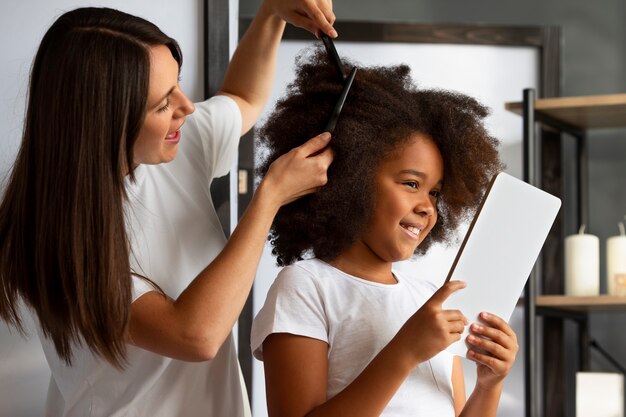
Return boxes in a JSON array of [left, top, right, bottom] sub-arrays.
[[565, 225, 599, 296], [606, 221, 626, 296]]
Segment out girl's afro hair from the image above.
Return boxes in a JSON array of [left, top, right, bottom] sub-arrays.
[[257, 46, 503, 266]]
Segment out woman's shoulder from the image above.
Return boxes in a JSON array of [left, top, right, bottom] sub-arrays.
[[185, 95, 241, 136], [190, 95, 240, 117]]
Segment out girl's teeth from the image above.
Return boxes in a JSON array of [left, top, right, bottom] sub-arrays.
[[405, 226, 421, 235]]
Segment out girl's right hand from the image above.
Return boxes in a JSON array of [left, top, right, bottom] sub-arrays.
[[261, 132, 333, 208], [395, 280, 468, 365]]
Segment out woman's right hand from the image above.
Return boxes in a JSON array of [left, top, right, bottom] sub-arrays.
[[394, 280, 468, 365], [261, 132, 334, 208], [129, 132, 331, 363]]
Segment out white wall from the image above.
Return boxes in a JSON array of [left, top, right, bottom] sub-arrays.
[[252, 39, 538, 417], [0, 1, 208, 415]]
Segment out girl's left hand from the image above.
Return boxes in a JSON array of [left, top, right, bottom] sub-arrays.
[[466, 312, 519, 390]]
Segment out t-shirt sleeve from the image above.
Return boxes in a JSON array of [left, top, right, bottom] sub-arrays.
[[184, 95, 242, 181], [250, 265, 329, 361], [131, 275, 157, 302]]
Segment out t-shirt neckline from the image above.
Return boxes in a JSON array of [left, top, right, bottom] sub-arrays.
[[313, 258, 403, 288]]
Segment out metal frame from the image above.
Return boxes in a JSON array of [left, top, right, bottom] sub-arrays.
[[204, 0, 230, 98], [522, 88, 539, 417], [523, 88, 595, 416], [204, 0, 258, 402], [526, 92, 626, 415], [236, 19, 561, 415], [204, 0, 232, 239]]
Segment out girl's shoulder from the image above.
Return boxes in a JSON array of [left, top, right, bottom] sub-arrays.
[[275, 258, 337, 288], [274, 258, 385, 299], [285, 258, 340, 275]]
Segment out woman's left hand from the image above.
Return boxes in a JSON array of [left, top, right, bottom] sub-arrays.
[[266, 0, 337, 38], [466, 312, 519, 390]]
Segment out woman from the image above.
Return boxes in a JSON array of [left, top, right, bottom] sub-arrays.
[[0, 2, 335, 416]]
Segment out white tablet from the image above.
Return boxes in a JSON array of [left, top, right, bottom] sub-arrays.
[[442, 172, 561, 357]]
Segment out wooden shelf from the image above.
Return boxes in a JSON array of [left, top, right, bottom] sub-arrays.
[[536, 295, 626, 312], [505, 93, 626, 129]]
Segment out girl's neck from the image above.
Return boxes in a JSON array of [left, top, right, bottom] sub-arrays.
[[327, 244, 396, 284]]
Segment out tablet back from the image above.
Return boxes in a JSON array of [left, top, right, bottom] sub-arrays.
[[442, 172, 561, 357]]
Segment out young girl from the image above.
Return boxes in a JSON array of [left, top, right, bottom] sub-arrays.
[[251, 48, 518, 417]]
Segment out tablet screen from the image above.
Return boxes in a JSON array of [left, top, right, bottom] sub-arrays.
[[442, 172, 561, 357]]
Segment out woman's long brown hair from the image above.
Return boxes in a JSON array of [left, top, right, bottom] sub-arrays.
[[0, 7, 181, 369]]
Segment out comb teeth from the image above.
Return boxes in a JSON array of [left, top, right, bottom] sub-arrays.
[[325, 67, 357, 134]]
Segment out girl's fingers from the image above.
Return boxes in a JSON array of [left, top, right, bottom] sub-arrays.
[[470, 323, 508, 347], [471, 324, 518, 353], [479, 312, 516, 337], [442, 309, 468, 324], [467, 334, 510, 360], [467, 313, 518, 379], [449, 320, 466, 334], [430, 280, 466, 306], [467, 349, 509, 374]]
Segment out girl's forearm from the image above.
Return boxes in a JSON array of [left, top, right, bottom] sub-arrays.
[[458, 382, 504, 417], [304, 335, 418, 417]]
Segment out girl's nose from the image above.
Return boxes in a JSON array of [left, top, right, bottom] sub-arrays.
[[414, 194, 436, 217]]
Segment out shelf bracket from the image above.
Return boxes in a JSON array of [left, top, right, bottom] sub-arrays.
[[589, 338, 626, 375]]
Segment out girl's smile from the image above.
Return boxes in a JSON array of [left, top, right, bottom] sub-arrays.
[[330, 133, 444, 283], [399, 223, 423, 240]]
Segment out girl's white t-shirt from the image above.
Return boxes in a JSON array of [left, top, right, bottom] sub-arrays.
[[252, 258, 456, 417], [38, 96, 251, 417]]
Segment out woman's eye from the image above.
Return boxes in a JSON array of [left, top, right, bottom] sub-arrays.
[[157, 100, 171, 113]]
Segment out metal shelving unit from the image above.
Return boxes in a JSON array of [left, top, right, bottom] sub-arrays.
[[506, 91, 626, 417]]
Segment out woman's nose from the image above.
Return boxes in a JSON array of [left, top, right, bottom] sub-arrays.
[[175, 90, 195, 117]]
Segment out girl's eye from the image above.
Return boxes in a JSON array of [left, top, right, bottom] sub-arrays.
[[157, 100, 171, 113], [430, 190, 442, 198], [404, 181, 418, 189]]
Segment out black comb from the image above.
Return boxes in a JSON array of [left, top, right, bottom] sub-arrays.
[[321, 34, 357, 133]]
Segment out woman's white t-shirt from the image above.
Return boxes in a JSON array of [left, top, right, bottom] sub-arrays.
[[38, 96, 251, 417], [251, 258, 456, 417]]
